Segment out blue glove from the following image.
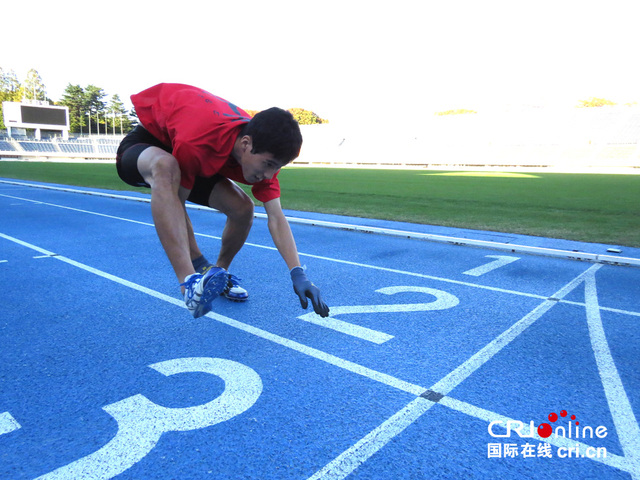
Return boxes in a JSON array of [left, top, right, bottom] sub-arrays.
[[290, 266, 329, 317]]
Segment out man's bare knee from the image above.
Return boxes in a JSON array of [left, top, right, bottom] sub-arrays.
[[231, 193, 255, 225], [209, 179, 255, 224], [138, 147, 181, 190]]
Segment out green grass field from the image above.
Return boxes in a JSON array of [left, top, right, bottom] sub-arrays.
[[1, 161, 639, 247]]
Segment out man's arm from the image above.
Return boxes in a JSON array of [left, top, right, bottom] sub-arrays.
[[264, 197, 301, 270], [264, 197, 329, 317]]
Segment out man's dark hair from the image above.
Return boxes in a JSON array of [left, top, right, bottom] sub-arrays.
[[243, 107, 302, 163]]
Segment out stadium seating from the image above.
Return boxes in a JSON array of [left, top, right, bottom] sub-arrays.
[[57, 142, 94, 154], [0, 135, 124, 158], [96, 138, 120, 154], [0, 140, 15, 151], [18, 141, 58, 152]]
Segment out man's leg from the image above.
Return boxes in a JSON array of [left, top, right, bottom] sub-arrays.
[[207, 178, 255, 270], [136, 146, 195, 284], [117, 140, 228, 318], [185, 213, 203, 263]]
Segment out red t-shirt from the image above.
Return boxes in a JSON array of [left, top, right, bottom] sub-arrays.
[[131, 83, 281, 203]]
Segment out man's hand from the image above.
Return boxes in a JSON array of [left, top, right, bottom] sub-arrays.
[[290, 267, 329, 317]]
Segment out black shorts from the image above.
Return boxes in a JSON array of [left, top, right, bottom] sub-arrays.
[[115, 125, 222, 206]]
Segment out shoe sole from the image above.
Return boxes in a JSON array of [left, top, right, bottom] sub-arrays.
[[223, 292, 249, 302], [192, 270, 229, 318]]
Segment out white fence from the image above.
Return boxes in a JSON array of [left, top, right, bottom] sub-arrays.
[[2, 107, 640, 170], [296, 106, 640, 170]]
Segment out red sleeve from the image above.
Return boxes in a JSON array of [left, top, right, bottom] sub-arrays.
[[251, 175, 281, 203]]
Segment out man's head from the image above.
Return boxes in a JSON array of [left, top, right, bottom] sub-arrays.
[[243, 107, 302, 163], [235, 107, 302, 184]]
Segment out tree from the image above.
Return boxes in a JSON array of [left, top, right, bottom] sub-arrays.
[[0, 68, 22, 130], [107, 94, 132, 134], [577, 97, 616, 108], [85, 85, 107, 133], [0, 68, 21, 102], [288, 108, 328, 125], [435, 109, 477, 116], [1, 67, 140, 135], [21, 68, 47, 101], [236, 107, 328, 125], [59, 84, 89, 134]]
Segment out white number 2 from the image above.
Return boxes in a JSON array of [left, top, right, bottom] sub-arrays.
[[36, 357, 262, 480], [298, 286, 459, 344]]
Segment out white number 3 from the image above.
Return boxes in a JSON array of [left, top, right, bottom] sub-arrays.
[[37, 357, 262, 479]]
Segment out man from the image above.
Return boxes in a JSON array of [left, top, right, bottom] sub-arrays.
[[116, 83, 329, 319]]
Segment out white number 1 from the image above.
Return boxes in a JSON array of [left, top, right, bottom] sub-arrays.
[[0, 412, 20, 436], [463, 255, 519, 276]]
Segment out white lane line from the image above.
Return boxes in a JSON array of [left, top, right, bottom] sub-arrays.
[[0, 231, 423, 397], [307, 265, 602, 480], [440, 396, 636, 476], [0, 192, 549, 300], [430, 264, 602, 396], [3, 179, 640, 267], [1, 232, 634, 477], [596, 306, 640, 318], [585, 271, 640, 479], [205, 309, 424, 396], [5, 190, 640, 320], [307, 397, 435, 480], [0, 193, 156, 228]]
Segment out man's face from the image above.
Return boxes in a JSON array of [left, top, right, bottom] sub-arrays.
[[238, 138, 287, 184]]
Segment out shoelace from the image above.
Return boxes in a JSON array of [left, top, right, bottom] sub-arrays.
[[200, 266, 241, 292], [226, 273, 242, 290], [180, 273, 200, 291]]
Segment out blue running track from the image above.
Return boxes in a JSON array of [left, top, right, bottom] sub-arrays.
[[1, 179, 639, 479]]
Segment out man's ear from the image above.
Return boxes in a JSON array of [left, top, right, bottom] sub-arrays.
[[241, 135, 252, 152]]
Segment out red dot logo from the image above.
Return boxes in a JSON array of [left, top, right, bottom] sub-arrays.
[[539, 409, 578, 437], [538, 423, 553, 438]]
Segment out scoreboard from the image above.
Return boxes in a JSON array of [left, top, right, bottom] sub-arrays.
[[2, 101, 70, 139], [19, 104, 68, 126]]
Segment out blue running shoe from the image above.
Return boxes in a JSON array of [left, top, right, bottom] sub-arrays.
[[200, 265, 249, 302], [224, 273, 249, 302], [181, 268, 229, 318]]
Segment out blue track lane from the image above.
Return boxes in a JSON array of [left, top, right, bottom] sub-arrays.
[[0, 180, 639, 479]]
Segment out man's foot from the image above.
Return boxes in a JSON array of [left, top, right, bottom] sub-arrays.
[[199, 264, 249, 302], [223, 273, 249, 302], [181, 268, 229, 318]]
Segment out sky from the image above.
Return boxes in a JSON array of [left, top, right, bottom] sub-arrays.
[[3, 0, 640, 130]]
